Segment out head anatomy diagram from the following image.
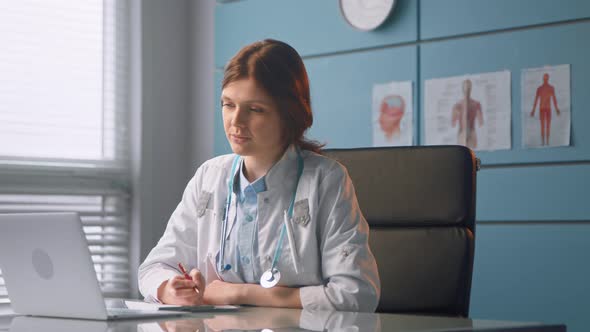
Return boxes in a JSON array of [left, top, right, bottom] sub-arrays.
[[378, 94, 405, 139], [222, 39, 322, 153]]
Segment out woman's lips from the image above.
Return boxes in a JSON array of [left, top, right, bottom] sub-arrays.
[[230, 134, 251, 144]]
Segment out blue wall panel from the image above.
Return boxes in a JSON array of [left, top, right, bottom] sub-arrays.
[[476, 164, 590, 222], [305, 46, 417, 148], [215, 0, 417, 68], [421, 22, 590, 165], [421, 0, 590, 39], [471, 224, 590, 332], [214, 2, 590, 330]]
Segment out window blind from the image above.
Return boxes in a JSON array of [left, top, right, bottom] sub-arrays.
[[0, 183, 131, 298], [0, 0, 131, 304]]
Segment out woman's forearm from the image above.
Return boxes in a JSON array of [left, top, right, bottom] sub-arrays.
[[238, 284, 302, 308]]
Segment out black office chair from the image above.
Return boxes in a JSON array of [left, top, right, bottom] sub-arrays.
[[325, 145, 478, 317]]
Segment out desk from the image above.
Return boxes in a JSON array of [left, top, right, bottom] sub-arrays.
[[1, 307, 566, 331]]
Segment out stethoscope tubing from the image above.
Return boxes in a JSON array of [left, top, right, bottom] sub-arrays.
[[268, 153, 304, 273], [218, 149, 304, 283], [218, 156, 240, 273]]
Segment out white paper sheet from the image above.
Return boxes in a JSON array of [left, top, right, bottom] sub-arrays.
[[424, 71, 511, 151], [521, 64, 571, 148], [372, 80, 413, 147], [124, 300, 237, 312]]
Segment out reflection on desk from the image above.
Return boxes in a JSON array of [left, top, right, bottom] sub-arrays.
[[3, 307, 565, 332], [7, 315, 137, 332]]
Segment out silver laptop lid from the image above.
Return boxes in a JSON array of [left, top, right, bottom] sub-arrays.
[[0, 213, 109, 320]]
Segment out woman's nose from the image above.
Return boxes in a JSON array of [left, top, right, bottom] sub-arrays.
[[231, 106, 248, 126]]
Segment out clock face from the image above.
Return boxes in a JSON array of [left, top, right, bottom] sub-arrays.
[[339, 0, 396, 31]]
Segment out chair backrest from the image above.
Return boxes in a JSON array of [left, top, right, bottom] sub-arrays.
[[324, 145, 477, 317]]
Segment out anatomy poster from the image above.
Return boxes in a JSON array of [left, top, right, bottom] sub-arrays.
[[372, 80, 413, 147], [424, 71, 511, 151], [522, 64, 571, 148]]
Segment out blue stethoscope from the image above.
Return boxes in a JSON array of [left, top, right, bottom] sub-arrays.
[[218, 149, 304, 288]]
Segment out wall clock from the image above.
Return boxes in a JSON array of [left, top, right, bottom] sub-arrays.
[[339, 0, 396, 31]]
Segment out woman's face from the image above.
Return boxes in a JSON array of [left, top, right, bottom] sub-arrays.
[[221, 78, 285, 159]]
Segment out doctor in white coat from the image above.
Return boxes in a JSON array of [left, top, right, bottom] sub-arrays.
[[138, 39, 380, 312]]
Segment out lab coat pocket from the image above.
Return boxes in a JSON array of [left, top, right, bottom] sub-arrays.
[[292, 198, 310, 226], [283, 211, 303, 274], [196, 191, 213, 217]]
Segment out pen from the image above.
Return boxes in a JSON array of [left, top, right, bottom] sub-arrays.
[[178, 262, 192, 281], [178, 262, 200, 295]]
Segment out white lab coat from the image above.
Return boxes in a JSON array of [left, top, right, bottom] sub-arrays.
[[138, 145, 381, 312]]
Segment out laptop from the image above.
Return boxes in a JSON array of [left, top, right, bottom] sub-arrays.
[[0, 213, 182, 320]]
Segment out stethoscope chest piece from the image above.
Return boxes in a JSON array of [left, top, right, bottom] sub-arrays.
[[260, 268, 281, 288]]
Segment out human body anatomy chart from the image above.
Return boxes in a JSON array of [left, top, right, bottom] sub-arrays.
[[522, 64, 571, 148], [424, 71, 511, 151], [372, 80, 413, 147]]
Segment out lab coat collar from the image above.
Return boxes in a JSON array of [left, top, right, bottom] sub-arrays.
[[228, 144, 301, 190], [264, 144, 301, 189]]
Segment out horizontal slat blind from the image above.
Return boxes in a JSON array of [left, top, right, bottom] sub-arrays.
[[0, 0, 130, 165], [0, 190, 131, 297], [0, 0, 131, 305]]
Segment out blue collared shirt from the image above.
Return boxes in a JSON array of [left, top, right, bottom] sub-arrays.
[[231, 161, 267, 283]]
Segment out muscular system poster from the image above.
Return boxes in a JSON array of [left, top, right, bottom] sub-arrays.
[[424, 71, 511, 151], [522, 64, 571, 148]]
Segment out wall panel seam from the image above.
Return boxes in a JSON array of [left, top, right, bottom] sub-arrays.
[[481, 160, 590, 170], [478, 220, 590, 225], [214, 16, 590, 70], [420, 16, 590, 43]]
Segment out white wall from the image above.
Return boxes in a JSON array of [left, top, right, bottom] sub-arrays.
[[129, 0, 215, 298], [190, 1, 215, 170]]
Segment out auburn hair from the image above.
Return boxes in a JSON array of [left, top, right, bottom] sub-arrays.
[[222, 39, 324, 153]]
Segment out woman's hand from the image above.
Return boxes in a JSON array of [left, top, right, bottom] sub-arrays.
[[203, 279, 244, 305], [157, 268, 205, 305]]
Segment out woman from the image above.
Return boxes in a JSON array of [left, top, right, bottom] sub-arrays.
[[138, 39, 380, 312]]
